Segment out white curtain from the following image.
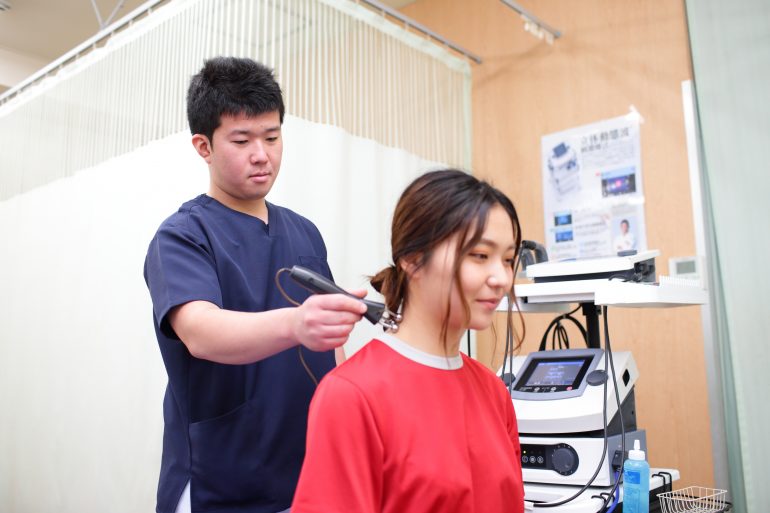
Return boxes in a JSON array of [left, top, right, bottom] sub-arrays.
[[0, 116, 439, 512], [0, 0, 470, 511], [0, 0, 470, 200]]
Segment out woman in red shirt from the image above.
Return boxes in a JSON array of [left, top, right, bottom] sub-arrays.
[[292, 169, 526, 513]]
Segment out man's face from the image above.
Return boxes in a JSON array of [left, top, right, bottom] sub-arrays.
[[621, 221, 629, 234], [195, 111, 283, 208]]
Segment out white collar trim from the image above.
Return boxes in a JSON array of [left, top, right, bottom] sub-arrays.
[[377, 333, 464, 370]]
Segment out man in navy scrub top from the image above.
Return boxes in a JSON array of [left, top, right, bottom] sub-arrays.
[[144, 56, 366, 513]]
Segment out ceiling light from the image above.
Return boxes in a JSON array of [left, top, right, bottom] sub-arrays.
[[500, 0, 561, 44], [0, 1, 11, 12]]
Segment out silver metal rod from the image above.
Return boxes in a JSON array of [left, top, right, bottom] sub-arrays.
[[357, 0, 482, 64], [104, 0, 129, 28], [0, 0, 169, 105], [1, 0, 482, 106], [499, 0, 562, 39], [89, 0, 105, 28]]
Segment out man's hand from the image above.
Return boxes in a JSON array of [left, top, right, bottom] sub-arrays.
[[169, 289, 368, 364], [292, 290, 367, 352]]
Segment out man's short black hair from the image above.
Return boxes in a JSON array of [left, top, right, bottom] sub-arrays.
[[186, 57, 285, 142]]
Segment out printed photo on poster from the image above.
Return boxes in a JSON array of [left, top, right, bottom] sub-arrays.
[[612, 216, 637, 252], [541, 112, 647, 260]]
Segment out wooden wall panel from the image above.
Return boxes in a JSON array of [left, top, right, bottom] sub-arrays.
[[402, 0, 714, 489]]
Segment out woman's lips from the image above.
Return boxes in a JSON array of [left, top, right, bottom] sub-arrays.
[[477, 298, 502, 310]]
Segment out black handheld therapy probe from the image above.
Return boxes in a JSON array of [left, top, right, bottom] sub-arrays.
[[288, 266, 401, 331]]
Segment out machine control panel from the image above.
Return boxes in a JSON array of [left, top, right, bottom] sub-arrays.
[[510, 348, 603, 401], [521, 443, 579, 476]]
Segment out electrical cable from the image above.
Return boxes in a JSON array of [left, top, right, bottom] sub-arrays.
[[605, 471, 621, 513], [597, 305, 626, 513], [608, 272, 645, 283], [500, 306, 515, 394], [533, 306, 627, 510], [506, 313, 516, 395], [466, 330, 472, 358], [500, 244, 525, 393], [297, 346, 319, 386], [506, 244, 629, 509], [499, 325, 510, 388], [274, 267, 320, 386], [537, 305, 588, 351], [275, 267, 301, 306], [531, 335, 612, 508]]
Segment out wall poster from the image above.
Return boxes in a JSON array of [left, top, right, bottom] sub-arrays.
[[541, 112, 647, 261]]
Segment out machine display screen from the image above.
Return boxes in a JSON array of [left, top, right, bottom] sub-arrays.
[[514, 356, 593, 393]]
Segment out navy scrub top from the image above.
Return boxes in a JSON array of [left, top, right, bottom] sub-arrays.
[[144, 195, 336, 513]]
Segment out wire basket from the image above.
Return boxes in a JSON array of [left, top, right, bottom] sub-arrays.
[[657, 486, 730, 513]]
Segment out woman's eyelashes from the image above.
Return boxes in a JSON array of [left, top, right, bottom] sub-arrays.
[[468, 250, 515, 267]]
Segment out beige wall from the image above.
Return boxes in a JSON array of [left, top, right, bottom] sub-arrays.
[[402, 0, 714, 489]]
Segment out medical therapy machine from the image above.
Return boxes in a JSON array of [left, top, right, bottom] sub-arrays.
[[505, 348, 644, 487]]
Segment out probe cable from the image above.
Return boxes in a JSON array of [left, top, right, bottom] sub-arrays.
[[274, 267, 320, 386]]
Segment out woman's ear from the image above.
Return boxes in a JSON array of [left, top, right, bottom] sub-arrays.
[[399, 255, 421, 279]]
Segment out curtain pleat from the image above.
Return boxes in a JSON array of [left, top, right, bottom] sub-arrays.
[[0, 0, 471, 201]]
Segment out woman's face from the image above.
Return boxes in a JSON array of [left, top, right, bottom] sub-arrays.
[[413, 204, 516, 334]]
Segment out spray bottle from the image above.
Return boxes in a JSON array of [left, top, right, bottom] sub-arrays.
[[622, 439, 650, 513]]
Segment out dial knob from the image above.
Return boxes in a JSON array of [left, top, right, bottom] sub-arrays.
[[551, 445, 579, 475]]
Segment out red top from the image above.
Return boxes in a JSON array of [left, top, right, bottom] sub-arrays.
[[292, 335, 525, 513]]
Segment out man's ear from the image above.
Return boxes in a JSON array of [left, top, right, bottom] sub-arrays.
[[191, 134, 213, 163]]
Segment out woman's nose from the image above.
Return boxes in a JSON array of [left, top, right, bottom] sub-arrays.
[[488, 261, 512, 288]]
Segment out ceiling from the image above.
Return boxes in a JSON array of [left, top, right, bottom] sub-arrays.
[[0, 0, 414, 94]]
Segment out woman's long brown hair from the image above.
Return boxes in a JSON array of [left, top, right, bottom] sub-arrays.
[[371, 169, 525, 356]]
